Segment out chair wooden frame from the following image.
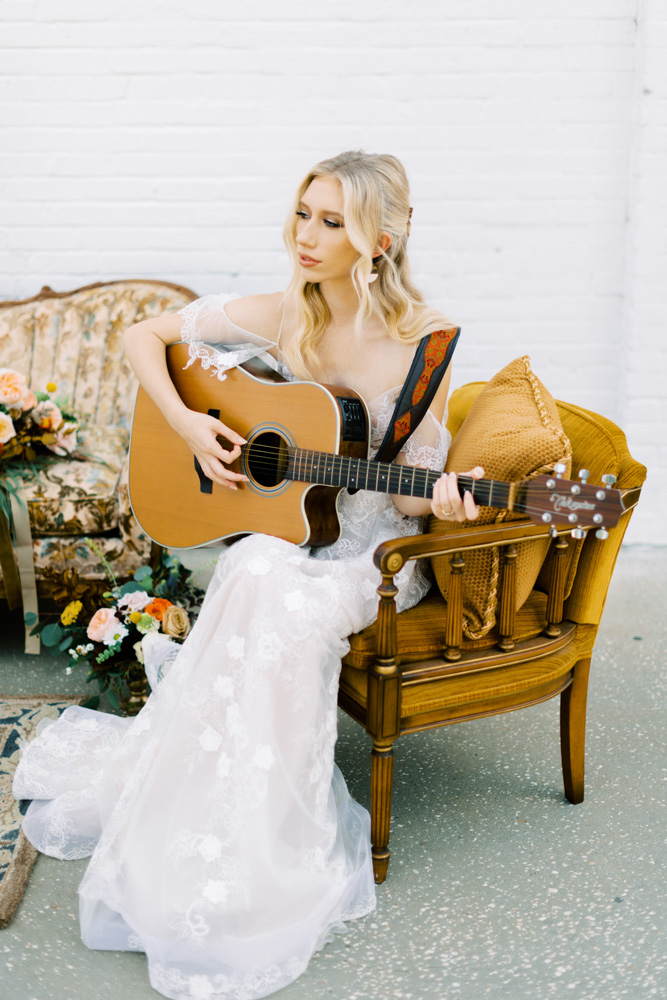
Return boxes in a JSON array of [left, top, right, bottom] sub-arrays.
[[338, 402, 644, 883]]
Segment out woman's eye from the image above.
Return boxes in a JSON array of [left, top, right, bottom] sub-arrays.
[[295, 211, 308, 220], [324, 220, 341, 228]]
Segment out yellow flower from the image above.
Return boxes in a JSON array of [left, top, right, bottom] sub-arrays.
[[129, 611, 143, 624], [46, 381, 57, 393], [60, 599, 83, 626]]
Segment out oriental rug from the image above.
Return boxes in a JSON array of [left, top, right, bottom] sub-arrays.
[[0, 695, 83, 929]]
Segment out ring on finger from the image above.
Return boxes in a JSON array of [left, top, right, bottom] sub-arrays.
[[440, 506, 454, 516]]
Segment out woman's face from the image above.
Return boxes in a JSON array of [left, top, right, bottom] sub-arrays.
[[294, 176, 360, 282]]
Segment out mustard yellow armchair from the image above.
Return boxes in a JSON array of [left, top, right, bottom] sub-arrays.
[[338, 386, 646, 883]]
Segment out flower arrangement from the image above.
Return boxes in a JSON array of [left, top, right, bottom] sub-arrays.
[[0, 368, 78, 462], [25, 544, 206, 713], [0, 368, 79, 527]]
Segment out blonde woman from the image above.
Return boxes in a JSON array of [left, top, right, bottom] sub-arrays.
[[14, 151, 483, 1000]]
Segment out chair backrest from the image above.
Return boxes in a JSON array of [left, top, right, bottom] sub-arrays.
[[447, 382, 647, 630], [0, 279, 197, 429]]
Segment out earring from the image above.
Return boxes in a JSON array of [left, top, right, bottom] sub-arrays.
[[368, 257, 380, 284]]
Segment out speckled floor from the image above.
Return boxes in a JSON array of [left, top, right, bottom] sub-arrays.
[[1, 545, 665, 1000]]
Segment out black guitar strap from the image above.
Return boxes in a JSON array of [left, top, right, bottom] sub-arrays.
[[373, 326, 460, 465]]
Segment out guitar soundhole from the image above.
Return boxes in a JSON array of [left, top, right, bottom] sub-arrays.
[[246, 431, 289, 488]]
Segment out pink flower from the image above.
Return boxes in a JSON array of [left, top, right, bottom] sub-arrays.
[[47, 420, 77, 456], [117, 590, 152, 613], [87, 607, 121, 642], [31, 399, 63, 431], [0, 368, 29, 407], [0, 411, 16, 445], [21, 391, 38, 411]]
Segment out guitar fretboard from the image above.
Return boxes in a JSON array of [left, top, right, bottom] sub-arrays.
[[286, 449, 512, 508]]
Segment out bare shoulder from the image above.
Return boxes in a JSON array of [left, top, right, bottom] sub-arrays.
[[223, 291, 285, 343]]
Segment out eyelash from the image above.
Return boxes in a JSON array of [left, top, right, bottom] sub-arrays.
[[295, 211, 341, 229]]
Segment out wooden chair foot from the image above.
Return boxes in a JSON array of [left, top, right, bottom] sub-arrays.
[[372, 851, 390, 884], [370, 741, 395, 884], [560, 656, 591, 804]]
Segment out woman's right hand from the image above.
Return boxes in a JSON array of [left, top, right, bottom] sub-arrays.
[[173, 409, 249, 491]]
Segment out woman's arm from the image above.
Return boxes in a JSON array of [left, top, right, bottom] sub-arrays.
[[123, 313, 248, 490], [389, 368, 483, 522]]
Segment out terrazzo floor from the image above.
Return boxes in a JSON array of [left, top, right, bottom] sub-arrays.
[[1, 545, 665, 1000]]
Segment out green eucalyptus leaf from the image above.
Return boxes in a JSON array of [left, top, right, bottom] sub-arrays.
[[107, 688, 120, 710], [59, 637, 73, 652], [24, 611, 38, 626], [119, 580, 146, 596], [41, 623, 63, 647], [134, 566, 152, 582], [80, 695, 100, 710]]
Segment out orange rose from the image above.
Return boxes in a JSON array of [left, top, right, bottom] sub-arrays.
[[0, 368, 29, 407], [144, 598, 172, 622]]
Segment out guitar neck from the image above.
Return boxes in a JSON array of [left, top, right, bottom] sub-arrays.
[[286, 449, 513, 509]]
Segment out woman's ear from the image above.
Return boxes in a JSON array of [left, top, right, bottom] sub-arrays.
[[375, 232, 392, 255]]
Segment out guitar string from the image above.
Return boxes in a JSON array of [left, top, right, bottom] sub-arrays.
[[200, 443, 614, 519]]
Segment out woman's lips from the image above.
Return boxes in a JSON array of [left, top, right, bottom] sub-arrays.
[[298, 254, 321, 267]]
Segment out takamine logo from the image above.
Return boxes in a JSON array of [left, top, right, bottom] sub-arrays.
[[549, 493, 596, 513]]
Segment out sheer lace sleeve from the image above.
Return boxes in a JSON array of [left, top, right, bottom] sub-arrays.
[[397, 403, 451, 474], [177, 292, 282, 382]]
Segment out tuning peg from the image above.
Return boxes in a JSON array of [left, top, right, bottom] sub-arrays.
[[554, 462, 567, 479], [601, 474, 617, 487], [571, 528, 586, 540], [578, 469, 590, 483], [595, 527, 609, 540], [549, 526, 558, 538]]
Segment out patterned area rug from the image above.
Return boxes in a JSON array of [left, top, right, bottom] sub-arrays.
[[0, 695, 83, 929]]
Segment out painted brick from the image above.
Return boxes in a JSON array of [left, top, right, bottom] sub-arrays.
[[0, 0, 663, 542]]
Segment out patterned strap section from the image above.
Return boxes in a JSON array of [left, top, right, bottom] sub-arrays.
[[374, 327, 460, 465]]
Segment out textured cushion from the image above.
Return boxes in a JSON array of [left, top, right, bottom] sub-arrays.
[[427, 356, 572, 639], [17, 425, 127, 536], [342, 586, 549, 671], [0, 279, 197, 430]]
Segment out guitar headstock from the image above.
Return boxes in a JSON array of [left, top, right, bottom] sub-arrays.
[[516, 469, 625, 537]]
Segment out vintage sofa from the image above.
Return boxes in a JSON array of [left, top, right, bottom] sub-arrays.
[[0, 279, 198, 640]]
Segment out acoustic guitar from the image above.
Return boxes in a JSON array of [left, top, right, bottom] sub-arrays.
[[128, 343, 626, 549]]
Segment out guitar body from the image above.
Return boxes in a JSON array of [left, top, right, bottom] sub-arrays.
[[128, 344, 370, 548]]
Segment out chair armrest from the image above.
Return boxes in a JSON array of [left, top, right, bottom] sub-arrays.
[[373, 518, 563, 576]]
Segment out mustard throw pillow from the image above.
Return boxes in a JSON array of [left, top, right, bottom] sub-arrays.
[[428, 356, 572, 639]]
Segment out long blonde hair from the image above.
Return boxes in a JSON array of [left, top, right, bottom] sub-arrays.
[[281, 150, 453, 379]]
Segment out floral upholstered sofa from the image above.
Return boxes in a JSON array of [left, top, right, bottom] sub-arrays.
[[0, 279, 198, 622]]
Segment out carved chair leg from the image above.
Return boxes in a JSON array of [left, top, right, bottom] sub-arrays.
[[560, 656, 592, 804], [370, 740, 395, 884]]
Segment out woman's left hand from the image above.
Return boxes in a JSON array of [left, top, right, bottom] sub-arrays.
[[431, 466, 485, 522]]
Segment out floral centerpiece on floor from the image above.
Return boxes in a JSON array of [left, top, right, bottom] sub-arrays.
[[26, 544, 206, 714]]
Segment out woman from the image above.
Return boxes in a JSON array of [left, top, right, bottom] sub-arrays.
[[13, 150, 483, 1000]]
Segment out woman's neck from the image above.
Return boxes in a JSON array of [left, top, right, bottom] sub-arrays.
[[318, 276, 366, 328]]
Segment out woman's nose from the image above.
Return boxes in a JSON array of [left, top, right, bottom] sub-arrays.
[[298, 218, 317, 246]]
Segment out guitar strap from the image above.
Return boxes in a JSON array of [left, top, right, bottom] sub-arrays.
[[373, 326, 460, 464]]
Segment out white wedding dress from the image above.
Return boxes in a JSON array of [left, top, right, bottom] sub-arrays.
[[13, 294, 451, 1000]]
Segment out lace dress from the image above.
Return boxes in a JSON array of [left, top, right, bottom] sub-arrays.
[[12, 293, 452, 1000]]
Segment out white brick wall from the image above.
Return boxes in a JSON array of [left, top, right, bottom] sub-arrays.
[[1, 0, 664, 542]]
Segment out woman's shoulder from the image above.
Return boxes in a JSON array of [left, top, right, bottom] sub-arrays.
[[223, 291, 285, 343]]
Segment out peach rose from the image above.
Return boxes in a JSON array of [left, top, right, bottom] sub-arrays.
[[31, 399, 63, 431], [0, 411, 16, 445], [161, 605, 191, 639], [21, 391, 38, 411], [0, 368, 29, 407], [87, 607, 121, 642], [144, 597, 172, 622]]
